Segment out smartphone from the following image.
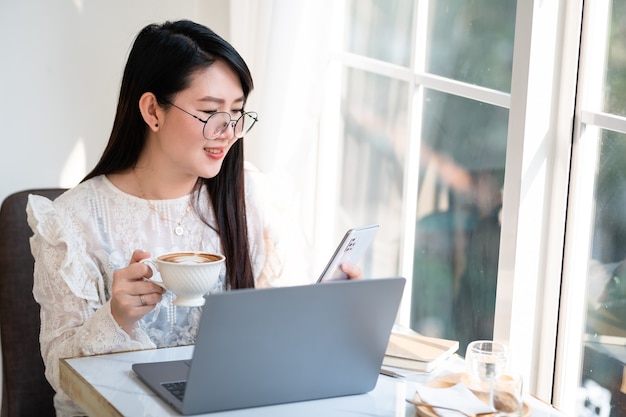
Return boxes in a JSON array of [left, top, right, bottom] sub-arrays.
[[316, 224, 380, 283]]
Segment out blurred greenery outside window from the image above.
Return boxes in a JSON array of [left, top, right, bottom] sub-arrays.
[[340, 0, 515, 353], [335, 1, 626, 416]]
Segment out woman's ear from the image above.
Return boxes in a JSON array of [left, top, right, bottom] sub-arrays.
[[138, 92, 161, 132]]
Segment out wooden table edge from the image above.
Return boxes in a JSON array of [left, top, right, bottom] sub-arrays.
[[60, 357, 124, 417]]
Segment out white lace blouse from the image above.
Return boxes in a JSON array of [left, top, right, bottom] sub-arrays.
[[26, 166, 299, 416]]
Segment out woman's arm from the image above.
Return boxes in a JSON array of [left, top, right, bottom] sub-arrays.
[[28, 196, 155, 396]]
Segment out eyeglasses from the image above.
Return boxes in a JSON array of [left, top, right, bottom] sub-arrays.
[[165, 101, 258, 140]]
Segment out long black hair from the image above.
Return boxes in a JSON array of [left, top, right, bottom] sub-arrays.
[[83, 20, 255, 289]]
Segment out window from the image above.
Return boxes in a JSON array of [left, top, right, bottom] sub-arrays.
[[319, 0, 625, 415], [325, 0, 515, 359], [558, 1, 626, 416]]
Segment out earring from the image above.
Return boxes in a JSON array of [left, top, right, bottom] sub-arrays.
[[155, 123, 159, 128]]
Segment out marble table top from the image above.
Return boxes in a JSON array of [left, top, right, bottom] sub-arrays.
[[60, 345, 565, 417]]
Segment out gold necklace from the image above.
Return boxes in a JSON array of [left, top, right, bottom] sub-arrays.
[[146, 200, 192, 236], [134, 169, 193, 236]]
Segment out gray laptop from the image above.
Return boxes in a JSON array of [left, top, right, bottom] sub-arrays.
[[132, 277, 405, 415]]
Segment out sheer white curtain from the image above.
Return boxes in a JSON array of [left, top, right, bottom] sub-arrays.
[[230, 0, 341, 271]]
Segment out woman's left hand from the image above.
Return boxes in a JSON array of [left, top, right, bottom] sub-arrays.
[[340, 263, 363, 280]]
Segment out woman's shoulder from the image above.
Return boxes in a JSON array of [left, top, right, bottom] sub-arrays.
[[243, 161, 262, 183], [243, 161, 289, 215], [26, 177, 93, 228], [243, 161, 284, 196], [243, 161, 295, 209], [242, 161, 298, 229], [52, 175, 132, 204], [243, 161, 265, 201], [28, 175, 125, 219]]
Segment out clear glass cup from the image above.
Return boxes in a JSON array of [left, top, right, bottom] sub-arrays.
[[493, 372, 524, 416], [465, 340, 511, 409]]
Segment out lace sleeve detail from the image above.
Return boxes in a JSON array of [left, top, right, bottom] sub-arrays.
[[27, 195, 155, 397]]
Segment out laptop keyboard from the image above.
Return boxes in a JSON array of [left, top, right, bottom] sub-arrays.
[[162, 381, 187, 401]]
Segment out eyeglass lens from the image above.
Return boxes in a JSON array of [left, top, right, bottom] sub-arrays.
[[204, 112, 258, 140]]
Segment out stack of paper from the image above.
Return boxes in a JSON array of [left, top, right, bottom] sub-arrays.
[[383, 326, 459, 372]]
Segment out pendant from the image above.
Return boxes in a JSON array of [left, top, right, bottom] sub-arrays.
[[175, 225, 184, 236]]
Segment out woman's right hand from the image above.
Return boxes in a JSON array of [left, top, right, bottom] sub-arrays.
[[110, 250, 165, 334]]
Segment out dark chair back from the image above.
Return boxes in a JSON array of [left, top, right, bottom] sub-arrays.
[[0, 189, 65, 417]]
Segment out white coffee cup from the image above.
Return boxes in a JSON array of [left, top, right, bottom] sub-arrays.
[[142, 251, 225, 307]]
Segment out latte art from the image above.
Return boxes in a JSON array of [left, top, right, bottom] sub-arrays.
[[143, 251, 225, 307], [159, 252, 222, 264]]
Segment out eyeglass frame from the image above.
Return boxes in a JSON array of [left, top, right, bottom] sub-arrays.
[[163, 100, 259, 140]]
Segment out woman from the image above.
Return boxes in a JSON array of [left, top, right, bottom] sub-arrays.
[[27, 20, 359, 416]]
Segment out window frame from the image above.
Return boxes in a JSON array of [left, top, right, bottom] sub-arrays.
[[555, 0, 626, 414], [497, 0, 583, 405], [318, 0, 588, 409]]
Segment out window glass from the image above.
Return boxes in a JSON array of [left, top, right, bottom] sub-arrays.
[[604, 1, 626, 117], [412, 90, 508, 353], [344, 0, 414, 67], [575, 2, 626, 415], [341, 0, 515, 357], [426, 0, 516, 92], [580, 129, 626, 417], [338, 67, 408, 278]]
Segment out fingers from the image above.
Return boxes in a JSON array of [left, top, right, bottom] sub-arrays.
[[112, 267, 164, 306], [115, 282, 164, 309], [131, 249, 154, 278], [136, 289, 164, 307], [111, 283, 165, 333], [111, 250, 163, 333], [340, 263, 363, 280], [131, 249, 151, 263]]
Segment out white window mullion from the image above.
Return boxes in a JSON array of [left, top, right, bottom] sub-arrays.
[[339, 53, 510, 110], [497, 0, 567, 400], [580, 111, 626, 135], [396, 0, 430, 326], [553, 0, 610, 413], [554, 123, 600, 413], [414, 73, 510, 109], [536, 0, 584, 403]]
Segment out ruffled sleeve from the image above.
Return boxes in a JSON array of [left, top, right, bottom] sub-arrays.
[[26, 194, 154, 401]]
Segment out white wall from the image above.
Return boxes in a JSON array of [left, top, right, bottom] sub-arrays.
[[0, 0, 231, 202], [0, 0, 230, 408]]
